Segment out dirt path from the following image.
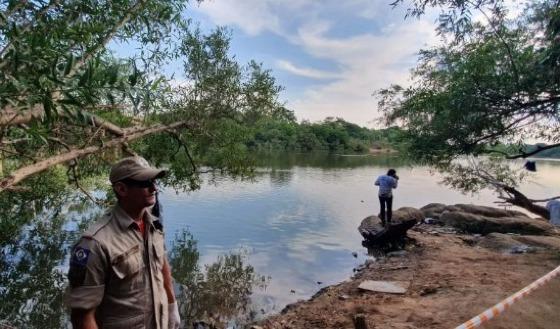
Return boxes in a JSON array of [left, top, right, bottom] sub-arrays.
[[256, 228, 560, 329]]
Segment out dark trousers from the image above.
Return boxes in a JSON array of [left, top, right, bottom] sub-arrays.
[[379, 195, 393, 225]]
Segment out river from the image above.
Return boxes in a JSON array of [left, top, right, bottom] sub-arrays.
[[1, 153, 559, 328]]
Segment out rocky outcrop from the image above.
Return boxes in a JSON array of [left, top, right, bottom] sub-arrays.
[[420, 203, 528, 220], [421, 203, 554, 235], [359, 207, 423, 244], [479, 233, 560, 253]]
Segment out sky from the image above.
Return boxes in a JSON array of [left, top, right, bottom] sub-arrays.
[[183, 0, 441, 128]]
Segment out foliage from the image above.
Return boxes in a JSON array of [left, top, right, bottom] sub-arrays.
[[379, 0, 560, 211], [0, 0, 290, 193], [246, 117, 404, 153], [169, 229, 268, 327]]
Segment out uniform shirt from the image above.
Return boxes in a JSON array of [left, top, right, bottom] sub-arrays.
[[374, 174, 398, 197], [66, 205, 169, 329]]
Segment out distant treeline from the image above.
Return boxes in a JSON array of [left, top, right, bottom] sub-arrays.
[[245, 117, 404, 153]]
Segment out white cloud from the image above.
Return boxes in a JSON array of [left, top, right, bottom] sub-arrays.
[[192, 1, 440, 126], [193, 0, 282, 36], [276, 59, 340, 80], [289, 19, 439, 126]]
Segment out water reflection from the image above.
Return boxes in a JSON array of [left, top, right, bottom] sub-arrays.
[[251, 152, 411, 170], [0, 181, 100, 329], [0, 194, 267, 329], [170, 230, 268, 328]]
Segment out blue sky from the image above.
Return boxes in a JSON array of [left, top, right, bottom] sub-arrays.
[[185, 0, 441, 127], [112, 1, 527, 127]]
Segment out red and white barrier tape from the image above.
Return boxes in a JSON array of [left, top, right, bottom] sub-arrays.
[[454, 264, 560, 329]]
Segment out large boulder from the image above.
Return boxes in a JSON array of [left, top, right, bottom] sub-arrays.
[[452, 204, 529, 219], [420, 203, 529, 220], [358, 207, 423, 244], [440, 210, 553, 235], [420, 203, 447, 219]]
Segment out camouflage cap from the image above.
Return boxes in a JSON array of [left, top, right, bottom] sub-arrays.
[[109, 156, 166, 184]]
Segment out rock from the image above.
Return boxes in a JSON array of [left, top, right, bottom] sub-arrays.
[[358, 280, 410, 294], [420, 203, 447, 219], [452, 204, 529, 218], [440, 210, 553, 235], [424, 217, 438, 224], [339, 294, 350, 300], [395, 207, 425, 222], [352, 251, 358, 258], [419, 285, 438, 296], [479, 232, 560, 252], [358, 207, 423, 244]]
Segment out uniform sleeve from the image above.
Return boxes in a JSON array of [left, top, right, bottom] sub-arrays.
[[65, 237, 107, 310]]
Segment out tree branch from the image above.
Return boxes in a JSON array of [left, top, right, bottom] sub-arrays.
[[0, 0, 61, 70], [0, 120, 193, 192], [506, 142, 560, 159], [65, 0, 148, 79]]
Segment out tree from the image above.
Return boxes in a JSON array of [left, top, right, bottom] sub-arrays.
[[0, 0, 288, 194], [379, 0, 560, 218]]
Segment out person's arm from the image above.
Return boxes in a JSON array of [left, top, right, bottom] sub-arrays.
[[71, 308, 98, 329], [374, 176, 380, 186], [66, 239, 106, 329], [162, 257, 175, 303], [393, 177, 398, 189], [163, 256, 181, 329]]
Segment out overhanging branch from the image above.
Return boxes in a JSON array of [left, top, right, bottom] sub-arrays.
[[0, 120, 193, 192]]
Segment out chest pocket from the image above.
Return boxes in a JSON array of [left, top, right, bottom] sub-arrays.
[[111, 245, 142, 281]]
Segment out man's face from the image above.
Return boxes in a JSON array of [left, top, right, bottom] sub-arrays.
[[114, 179, 158, 209]]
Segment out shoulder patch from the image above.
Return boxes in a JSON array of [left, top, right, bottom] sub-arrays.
[[70, 247, 91, 267]]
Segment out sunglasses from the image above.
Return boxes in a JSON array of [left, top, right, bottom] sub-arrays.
[[119, 178, 157, 188]]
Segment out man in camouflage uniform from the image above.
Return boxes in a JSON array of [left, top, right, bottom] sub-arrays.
[[66, 157, 181, 329]]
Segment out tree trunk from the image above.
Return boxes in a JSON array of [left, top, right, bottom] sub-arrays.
[[0, 120, 193, 192], [503, 186, 550, 219]]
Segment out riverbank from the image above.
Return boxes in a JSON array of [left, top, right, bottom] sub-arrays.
[[254, 224, 560, 329]]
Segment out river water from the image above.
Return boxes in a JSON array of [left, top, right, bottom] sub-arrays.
[[1, 153, 559, 328]]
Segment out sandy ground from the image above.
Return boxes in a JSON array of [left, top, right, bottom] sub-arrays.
[[255, 227, 560, 329]]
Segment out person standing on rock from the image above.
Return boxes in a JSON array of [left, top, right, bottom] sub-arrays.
[[375, 169, 399, 226]]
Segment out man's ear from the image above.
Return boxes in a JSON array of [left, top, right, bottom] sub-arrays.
[[113, 182, 128, 198]]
